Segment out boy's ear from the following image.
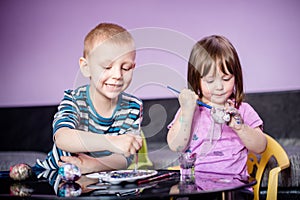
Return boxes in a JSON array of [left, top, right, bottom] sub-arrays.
[[132, 63, 136, 69], [79, 57, 91, 77]]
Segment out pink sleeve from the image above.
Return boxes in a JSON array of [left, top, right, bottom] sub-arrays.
[[240, 102, 263, 129]]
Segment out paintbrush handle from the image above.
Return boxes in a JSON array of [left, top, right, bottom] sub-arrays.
[[167, 86, 212, 109], [137, 172, 176, 184]]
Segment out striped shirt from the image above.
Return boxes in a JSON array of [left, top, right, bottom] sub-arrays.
[[35, 85, 142, 170]]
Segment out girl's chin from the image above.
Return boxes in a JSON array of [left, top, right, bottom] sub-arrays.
[[210, 98, 227, 106]]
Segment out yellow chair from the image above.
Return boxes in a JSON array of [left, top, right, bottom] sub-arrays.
[[247, 134, 290, 200], [128, 131, 153, 170]]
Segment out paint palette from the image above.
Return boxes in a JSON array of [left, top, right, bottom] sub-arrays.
[[86, 170, 158, 184]]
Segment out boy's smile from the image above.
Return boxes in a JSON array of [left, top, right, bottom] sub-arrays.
[[104, 82, 124, 92], [80, 41, 136, 103]]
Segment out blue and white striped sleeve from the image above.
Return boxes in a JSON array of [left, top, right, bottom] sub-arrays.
[[52, 90, 80, 135]]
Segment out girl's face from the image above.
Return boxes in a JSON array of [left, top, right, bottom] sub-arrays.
[[200, 66, 235, 107], [85, 42, 136, 101]]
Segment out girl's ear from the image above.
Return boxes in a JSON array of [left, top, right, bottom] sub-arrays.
[[79, 57, 91, 77]]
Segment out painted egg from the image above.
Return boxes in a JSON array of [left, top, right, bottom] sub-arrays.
[[58, 163, 81, 182], [58, 182, 82, 197], [9, 163, 32, 181]]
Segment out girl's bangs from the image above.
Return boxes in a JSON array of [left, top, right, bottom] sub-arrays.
[[219, 55, 234, 75]]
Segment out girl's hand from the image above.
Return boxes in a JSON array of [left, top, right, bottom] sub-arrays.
[[107, 134, 142, 157], [179, 89, 198, 112], [225, 99, 244, 130]]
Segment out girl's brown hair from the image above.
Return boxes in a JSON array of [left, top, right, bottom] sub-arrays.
[[187, 35, 244, 108]]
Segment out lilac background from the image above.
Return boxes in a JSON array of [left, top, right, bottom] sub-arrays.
[[0, 0, 299, 107]]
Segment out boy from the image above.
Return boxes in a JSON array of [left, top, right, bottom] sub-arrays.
[[35, 23, 143, 174]]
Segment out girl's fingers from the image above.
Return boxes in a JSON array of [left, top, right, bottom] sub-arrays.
[[225, 99, 233, 111]]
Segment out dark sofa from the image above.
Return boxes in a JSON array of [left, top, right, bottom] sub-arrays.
[[0, 90, 299, 197]]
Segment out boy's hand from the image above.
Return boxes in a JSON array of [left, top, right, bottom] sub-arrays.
[[107, 134, 142, 156], [179, 89, 198, 112], [59, 153, 98, 174]]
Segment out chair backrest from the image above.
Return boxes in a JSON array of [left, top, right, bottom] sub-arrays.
[[247, 134, 290, 200]]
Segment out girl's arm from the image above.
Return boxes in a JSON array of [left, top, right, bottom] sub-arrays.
[[225, 100, 267, 154], [167, 110, 194, 152], [167, 89, 198, 152], [234, 125, 267, 154], [54, 127, 142, 157]]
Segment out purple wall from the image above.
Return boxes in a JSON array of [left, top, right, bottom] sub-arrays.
[[0, 0, 299, 107]]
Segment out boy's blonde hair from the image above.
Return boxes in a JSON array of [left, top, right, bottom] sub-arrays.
[[83, 23, 135, 58]]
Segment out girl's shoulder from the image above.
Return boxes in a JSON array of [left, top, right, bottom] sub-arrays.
[[239, 101, 256, 111], [239, 102, 263, 127]]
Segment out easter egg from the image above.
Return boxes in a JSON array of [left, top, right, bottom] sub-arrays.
[[58, 182, 82, 197], [9, 163, 33, 181], [58, 163, 81, 182]]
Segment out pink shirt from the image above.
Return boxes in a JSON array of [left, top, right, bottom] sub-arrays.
[[169, 102, 263, 176]]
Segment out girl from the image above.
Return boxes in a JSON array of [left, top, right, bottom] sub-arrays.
[[167, 35, 267, 176]]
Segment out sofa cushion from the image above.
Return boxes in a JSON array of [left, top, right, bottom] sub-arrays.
[[0, 151, 47, 171]]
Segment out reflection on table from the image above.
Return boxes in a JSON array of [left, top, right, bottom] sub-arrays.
[[1, 169, 256, 199], [170, 171, 254, 197]]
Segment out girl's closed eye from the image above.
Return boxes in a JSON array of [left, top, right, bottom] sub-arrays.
[[223, 75, 233, 81], [204, 77, 215, 83]]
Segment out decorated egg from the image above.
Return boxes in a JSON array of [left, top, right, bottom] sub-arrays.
[[10, 183, 34, 197], [58, 163, 81, 182], [58, 182, 82, 197], [9, 163, 33, 181]]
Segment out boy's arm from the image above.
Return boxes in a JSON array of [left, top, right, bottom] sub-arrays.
[[60, 153, 128, 174], [54, 127, 142, 156]]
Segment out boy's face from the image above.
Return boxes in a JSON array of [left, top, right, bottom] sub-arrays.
[[82, 41, 136, 100]]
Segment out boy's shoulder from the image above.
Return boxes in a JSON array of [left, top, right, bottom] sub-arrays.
[[121, 92, 143, 105], [62, 85, 89, 102], [64, 85, 88, 96]]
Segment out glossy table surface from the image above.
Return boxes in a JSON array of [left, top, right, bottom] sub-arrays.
[[0, 169, 256, 199]]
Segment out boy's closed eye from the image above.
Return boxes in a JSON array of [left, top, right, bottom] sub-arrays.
[[121, 62, 135, 71], [100, 62, 135, 71], [98, 61, 112, 70]]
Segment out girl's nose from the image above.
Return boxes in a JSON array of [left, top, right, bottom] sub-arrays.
[[214, 78, 224, 90]]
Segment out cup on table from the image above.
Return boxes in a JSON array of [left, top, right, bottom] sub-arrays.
[[132, 128, 141, 171], [179, 152, 196, 182]]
